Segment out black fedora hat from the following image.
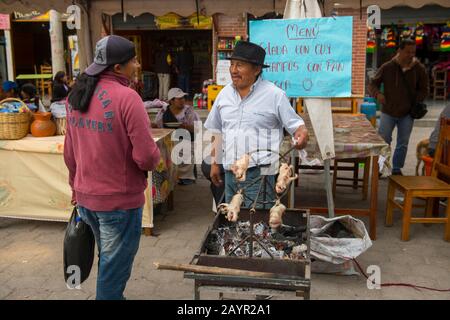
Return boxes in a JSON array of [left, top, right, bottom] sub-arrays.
[[228, 41, 270, 68]]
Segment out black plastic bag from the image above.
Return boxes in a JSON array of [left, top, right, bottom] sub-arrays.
[[63, 207, 95, 286]]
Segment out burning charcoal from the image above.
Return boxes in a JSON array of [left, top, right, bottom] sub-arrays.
[[270, 231, 298, 242], [233, 247, 245, 257], [254, 222, 266, 237], [205, 231, 221, 255], [290, 244, 308, 260], [279, 224, 306, 237], [237, 221, 250, 237], [322, 221, 355, 238], [267, 247, 285, 259], [253, 245, 264, 258]]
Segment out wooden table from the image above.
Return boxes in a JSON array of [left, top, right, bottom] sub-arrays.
[[16, 74, 53, 80], [16, 74, 53, 97], [293, 113, 390, 240]]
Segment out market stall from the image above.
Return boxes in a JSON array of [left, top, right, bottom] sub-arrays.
[[0, 129, 175, 234]]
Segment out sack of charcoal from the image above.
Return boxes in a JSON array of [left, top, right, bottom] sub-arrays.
[[309, 215, 372, 276]]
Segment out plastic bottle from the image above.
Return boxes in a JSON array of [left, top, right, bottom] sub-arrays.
[[193, 94, 198, 108], [203, 94, 208, 108]]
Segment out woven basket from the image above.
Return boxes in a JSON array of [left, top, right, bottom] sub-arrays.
[[0, 98, 31, 140], [55, 117, 67, 135]]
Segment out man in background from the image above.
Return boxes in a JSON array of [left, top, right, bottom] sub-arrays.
[[154, 42, 171, 101], [369, 38, 429, 176]]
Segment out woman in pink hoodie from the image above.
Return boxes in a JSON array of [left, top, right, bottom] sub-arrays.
[[64, 35, 160, 300]]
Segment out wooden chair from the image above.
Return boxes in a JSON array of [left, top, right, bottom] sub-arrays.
[[40, 65, 53, 98], [386, 118, 450, 241], [333, 157, 371, 200]]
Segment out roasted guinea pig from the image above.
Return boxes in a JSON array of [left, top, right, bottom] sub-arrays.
[[217, 190, 244, 222], [275, 163, 298, 194], [231, 154, 250, 182], [269, 200, 286, 229]]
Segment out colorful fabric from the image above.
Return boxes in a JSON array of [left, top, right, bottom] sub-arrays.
[[0, 100, 28, 113], [289, 114, 391, 175], [441, 25, 450, 52]]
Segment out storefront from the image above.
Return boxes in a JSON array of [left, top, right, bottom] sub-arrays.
[[366, 4, 450, 98], [11, 11, 78, 79], [325, 0, 450, 98], [111, 12, 213, 99], [89, 0, 288, 102]]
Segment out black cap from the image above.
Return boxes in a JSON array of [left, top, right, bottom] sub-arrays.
[[85, 35, 136, 76], [228, 41, 270, 68]]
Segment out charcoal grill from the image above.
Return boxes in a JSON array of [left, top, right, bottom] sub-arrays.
[[185, 207, 311, 300], [184, 147, 310, 299]]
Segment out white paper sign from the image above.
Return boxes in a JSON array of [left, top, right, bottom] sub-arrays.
[[216, 60, 232, 86]]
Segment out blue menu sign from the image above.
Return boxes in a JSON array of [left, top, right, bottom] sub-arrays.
[[249, 17, 353, 97]]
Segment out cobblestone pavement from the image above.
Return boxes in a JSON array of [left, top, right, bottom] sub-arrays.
[[1, 120, 450, 300]]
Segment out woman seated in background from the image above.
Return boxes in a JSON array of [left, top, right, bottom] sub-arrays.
[[20, 83, 46, 112], [155, 87, 200, 185], [51, 71, 71, 102]]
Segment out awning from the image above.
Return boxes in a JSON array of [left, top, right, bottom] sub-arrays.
[[380, 5, 450, 24], [329, 0, 450, 9], [13, 11, 72, 22], [91, 0, 288, 17], [0, 0, 72, 13]]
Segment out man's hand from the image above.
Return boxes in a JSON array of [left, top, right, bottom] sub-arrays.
[[377, 93, 386, 105], [71, 190, 77, 206], [210, 163, 223, 187], [293, 125, 308, 150]]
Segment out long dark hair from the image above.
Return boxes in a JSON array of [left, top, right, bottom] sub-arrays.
[[68, 73, 100, 113], [68, 60, 131, 113], [53, 71, 66, 84]]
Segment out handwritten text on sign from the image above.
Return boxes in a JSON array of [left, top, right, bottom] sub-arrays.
[[249, 17, 353, 97]]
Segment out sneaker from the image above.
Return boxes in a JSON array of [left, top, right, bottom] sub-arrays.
[[392, 170, 403, 176]]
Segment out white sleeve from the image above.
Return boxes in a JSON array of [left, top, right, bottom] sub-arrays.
[[277, 91, 305, 135], [204, 95, 223, 133]]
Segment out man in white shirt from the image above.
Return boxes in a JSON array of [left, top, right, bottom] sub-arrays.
[[204, 41, 308, 208]]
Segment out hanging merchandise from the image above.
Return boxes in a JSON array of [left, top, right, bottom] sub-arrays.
[[381, 26, 397, 50], [380, 27, 388, 48], [415, 23, 425, 48], [441, 22, 450, 52], [366, 27, 376, 54], [400, 25, 414, 41]]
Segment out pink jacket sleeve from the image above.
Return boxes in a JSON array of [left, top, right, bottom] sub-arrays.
[[122, 92, 161, 172]]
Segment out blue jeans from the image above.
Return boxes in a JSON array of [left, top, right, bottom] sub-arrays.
[[378, 112, 414, 173], [225, 167, 276, 209], [177, 73, 190, 95], [77, 206, 143, 300]]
